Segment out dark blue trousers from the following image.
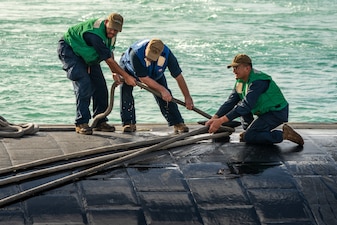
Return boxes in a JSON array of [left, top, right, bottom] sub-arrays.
[[120, 75, 184, 126], [57, 39, 108, 125], [243, 104, 289, 144]]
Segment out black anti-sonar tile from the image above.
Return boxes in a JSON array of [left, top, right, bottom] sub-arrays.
[[198, 206, 260, 225], [309, 204, 337, 225], [287, 139, 328, 155], [0, 185, 21, 206], [170, 143, 218, 163], [180, 162, 228, 179], [138, 191, 202, 225], [240, 164, 297, 189], [219, 143, 283, 164], [285, 160, 337, 176], [264, 221, 315, 225], [188, 178, 250, 206], [26, 195, 84, 223], [127, 165, 187, 192], [0, 210, 25, 225], [295, 176, 337, 205], [247, 189, 313, 223], [88, 209, 146, 225], [81, 179, 138, 207]]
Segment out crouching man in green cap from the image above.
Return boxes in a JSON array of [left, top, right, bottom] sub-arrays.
[[206, 54, 304, 146]]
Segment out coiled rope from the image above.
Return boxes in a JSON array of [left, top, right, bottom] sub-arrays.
[[0, 116, 39, 138]]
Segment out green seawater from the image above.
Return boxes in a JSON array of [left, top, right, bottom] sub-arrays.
[[1, 0, 336, 125]]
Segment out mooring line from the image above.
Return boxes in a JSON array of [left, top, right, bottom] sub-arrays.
[[135, 81, 212, 119], [0, 131, 230, 187], [0, 126, 212, 207], [90, 81, 119, 128], [0, 135, 172, 175]]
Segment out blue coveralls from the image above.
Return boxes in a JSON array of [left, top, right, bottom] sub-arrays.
[[57, 35, 109, 125], [119, 40, 184, 126]]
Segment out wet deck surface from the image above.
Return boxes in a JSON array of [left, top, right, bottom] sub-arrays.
[[0, 123, 336, 225]]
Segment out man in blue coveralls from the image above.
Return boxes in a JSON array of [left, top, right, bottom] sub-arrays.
[[118, 38, 194, 133], [206, 54, 304, 146], [58, 13, 136, 135]]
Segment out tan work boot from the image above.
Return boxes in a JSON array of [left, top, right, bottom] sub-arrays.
[[93, 122, 115, 132], [283, 124, 304, 146], [174, 123, 189, 134], [123, 124, 137, 133], [75, 123, 93, 135], [239, 132, 246, 142]]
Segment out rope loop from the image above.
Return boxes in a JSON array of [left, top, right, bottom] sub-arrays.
[[0, 116, 39, 138]]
